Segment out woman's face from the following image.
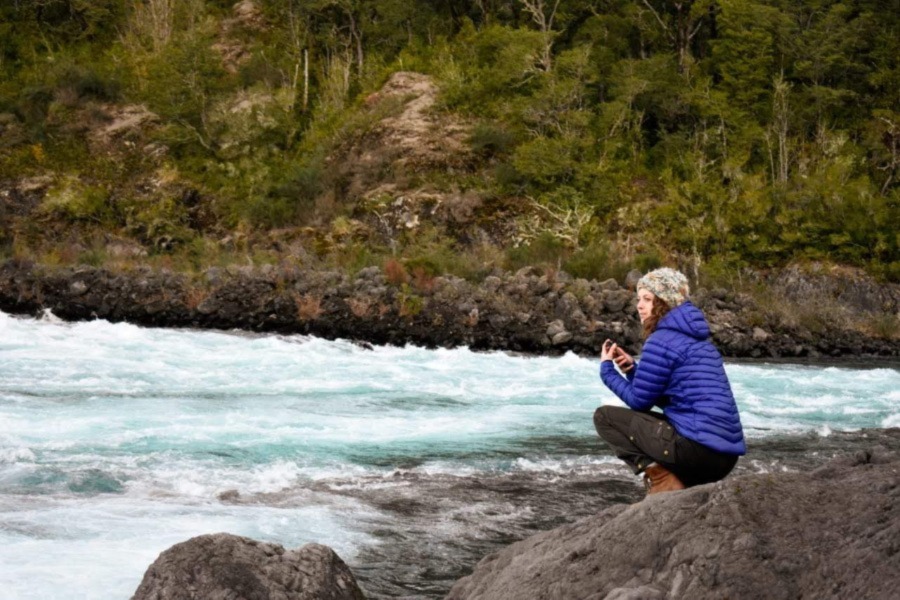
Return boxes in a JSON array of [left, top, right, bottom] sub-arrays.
[[636, 289, 655, 323]]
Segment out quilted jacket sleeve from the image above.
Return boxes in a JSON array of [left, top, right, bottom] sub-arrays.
[[600, 335, 676, 411]]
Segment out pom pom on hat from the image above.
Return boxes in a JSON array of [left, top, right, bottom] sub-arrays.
[[637, 268, 689, 307]]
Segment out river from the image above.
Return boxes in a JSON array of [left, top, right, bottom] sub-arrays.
[[1, 310, 898, 599]]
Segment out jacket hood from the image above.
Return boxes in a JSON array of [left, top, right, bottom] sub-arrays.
[[657, 301, 710, 340]]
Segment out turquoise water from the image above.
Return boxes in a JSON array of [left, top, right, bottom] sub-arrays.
[[1, 310, 898, 599]]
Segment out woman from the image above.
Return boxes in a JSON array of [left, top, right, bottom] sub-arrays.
[[595, 268, 745, 495]]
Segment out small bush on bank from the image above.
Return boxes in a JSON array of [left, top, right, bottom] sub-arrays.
[[505, 232, 567, 272], [328, 241, 384, 274], [468, 123, 517, 158], [39, 177, 113, 224], [865, 314, 900, 340]]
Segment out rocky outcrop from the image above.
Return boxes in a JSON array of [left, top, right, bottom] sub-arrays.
[[0, 259, 898, 358], [446, 445, 900, 600], [771, 262, 900, 314], [131, 533, 365, 600]]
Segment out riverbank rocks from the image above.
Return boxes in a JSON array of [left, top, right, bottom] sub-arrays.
[[132, 533, 365, 600], [0, 259, 898, 358], [446, 444, 900, 600], [772, 262, 900, 314]]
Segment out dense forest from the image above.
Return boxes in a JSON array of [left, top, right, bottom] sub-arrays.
[[0, 0, 898, 284]]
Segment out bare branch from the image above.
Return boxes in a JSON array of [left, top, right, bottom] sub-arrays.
[[641, 0, 673, 40]]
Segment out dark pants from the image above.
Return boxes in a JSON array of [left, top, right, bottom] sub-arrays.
[[593, 405, 738, 488]]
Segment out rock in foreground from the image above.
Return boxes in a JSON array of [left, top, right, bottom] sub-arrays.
[[132, 533, 365, 600], [447, 446, 900, 600]]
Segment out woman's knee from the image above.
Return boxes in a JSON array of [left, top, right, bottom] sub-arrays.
[[593, 405, 612, 428], [594, 405, 628, 433]]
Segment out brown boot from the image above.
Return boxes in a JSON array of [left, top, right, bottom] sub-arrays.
[[643, 464, 685, 495]]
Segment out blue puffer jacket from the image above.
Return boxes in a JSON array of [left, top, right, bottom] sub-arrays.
[[600, 302, 746, 455]]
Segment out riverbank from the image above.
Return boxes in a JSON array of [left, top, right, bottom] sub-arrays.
[[1, 258, 898, 359]]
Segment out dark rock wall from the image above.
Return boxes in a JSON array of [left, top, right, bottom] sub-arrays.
[[1, 259, 897, 358]]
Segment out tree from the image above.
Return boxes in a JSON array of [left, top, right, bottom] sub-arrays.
[[518, 0, 561, 71], [635, 0, 714, 71]]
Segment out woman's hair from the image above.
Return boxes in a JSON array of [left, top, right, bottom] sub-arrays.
[[642, 295, 671, 338]]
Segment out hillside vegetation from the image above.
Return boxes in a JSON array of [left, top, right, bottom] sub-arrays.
[[1, 0, 897, 285]]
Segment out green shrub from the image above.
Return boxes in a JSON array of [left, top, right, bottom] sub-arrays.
[[122, 196, 194, 251], [246, 196, 297, 229], [469, 123, 517, 157], [397, 285, 424, 317], [633, 250, 663, 273], [505, 232, 568, 272], [53, 63, 120, 103], [267, 161, 326, 218], [563, 244, 610, 280], [40, 177, 112, 224], [563, 243, 640, 283]]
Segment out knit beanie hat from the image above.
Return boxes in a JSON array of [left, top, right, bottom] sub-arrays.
[[637, 268, 690, 307]]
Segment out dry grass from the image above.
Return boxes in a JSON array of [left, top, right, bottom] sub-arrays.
[[384, 258, 409, 285], [346, 296, 372, 318], [293, 293, 323, 321], [861, 313, 900, 340], [742, 283, 900, 342], [411, 265, 436, 293], [183, 286, 209, 310], [744, 288, 849, 334]]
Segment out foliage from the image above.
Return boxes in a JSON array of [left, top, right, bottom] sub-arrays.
[[0, 0, 897, 280], [39, 177, 112, 224]]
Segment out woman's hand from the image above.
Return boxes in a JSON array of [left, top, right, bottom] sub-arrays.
[[601, 340, 634, 373], [613, 346, 635, 373], [600, 339, 617, 363]]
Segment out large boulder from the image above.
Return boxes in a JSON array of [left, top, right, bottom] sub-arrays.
[[446, 446, 900, 600], [132, 533, 365, 600]]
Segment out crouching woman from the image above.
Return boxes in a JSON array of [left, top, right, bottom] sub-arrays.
[[595, 268, 746, 495]]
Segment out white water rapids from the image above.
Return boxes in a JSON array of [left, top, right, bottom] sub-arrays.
[[1, 310, 897, 598]]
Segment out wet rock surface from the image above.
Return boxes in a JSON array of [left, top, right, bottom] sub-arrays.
[[125, 432, 900, 600], [132, 533, 365, 600], [1, 259, 897, 358], [446, 437, 900, 600]]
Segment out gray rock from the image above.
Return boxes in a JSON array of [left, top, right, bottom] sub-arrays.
[[488, 314, 510, 329], [752, 327, 769, 342], [132, 533, 365, 600], [557, 292, 580, 317], [515, 266, 539, 280], [598, 278, 619, 291], [533, 276, 552, 295], [357, 266, 381, 280], [551, 331, 573, 345], [771, 263, 900, 314], [483, 276, 502, 292], [546, 319, 566, 338], [447, 449, 900, 600], [605, 586, 665, 599], [603, 290, 631, 313], [624, 269, 642, 290], [571, 278, 592, 297], [69, 281, 88, 296]]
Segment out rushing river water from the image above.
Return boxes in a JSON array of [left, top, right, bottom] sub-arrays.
[[1, 310, 898, 599]]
